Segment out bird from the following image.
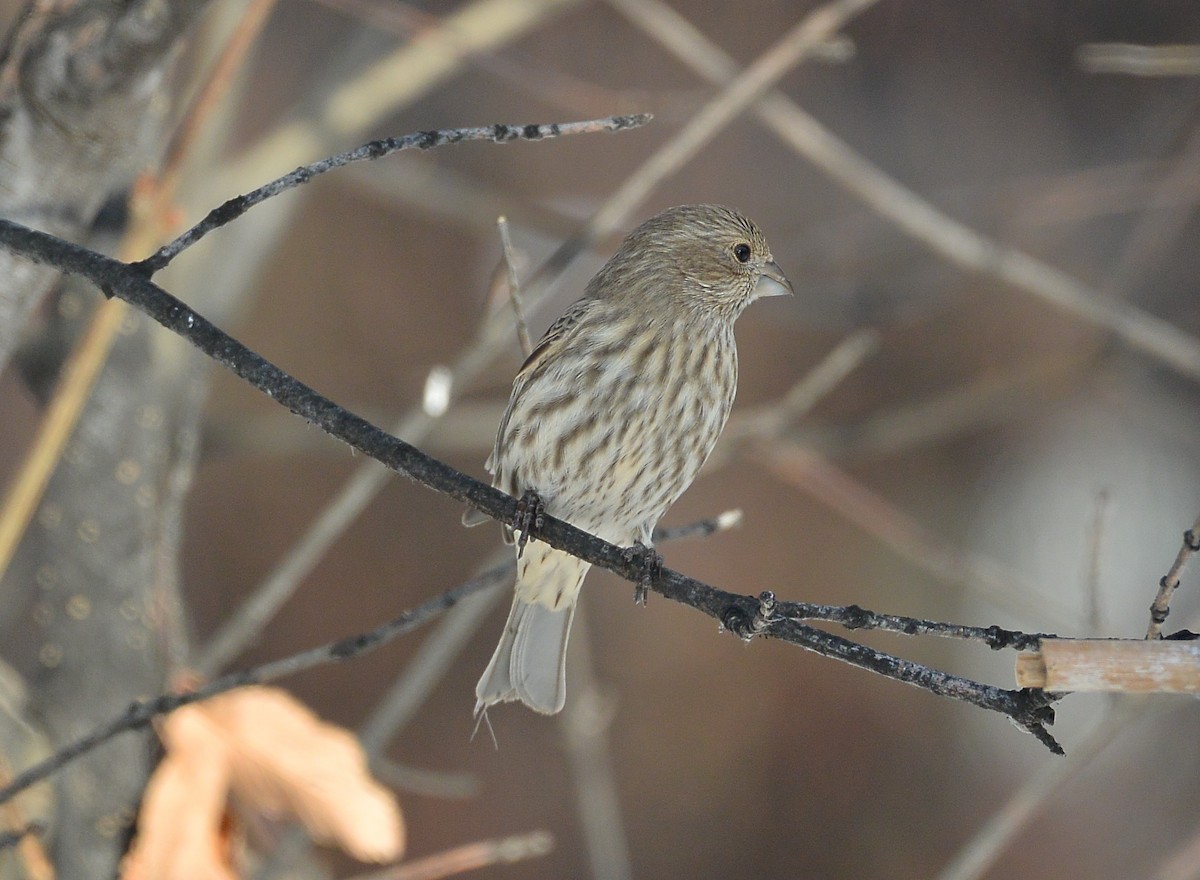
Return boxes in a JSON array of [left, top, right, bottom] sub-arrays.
[[465, 204, 791, 715]]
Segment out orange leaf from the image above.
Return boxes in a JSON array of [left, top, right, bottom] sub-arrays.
[[208, 686, 404, 862], [121, 705, 236, 880]]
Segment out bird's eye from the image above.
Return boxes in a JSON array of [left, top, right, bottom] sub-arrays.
[[734, 243, 752, 263]]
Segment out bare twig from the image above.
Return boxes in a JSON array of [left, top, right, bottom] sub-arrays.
[[496, 216, 533, 358], [1146, 514, 1200, 639], [137, 115, 652, 273], [345, 830, 554, 880], [1077, 43, 1200, 77]]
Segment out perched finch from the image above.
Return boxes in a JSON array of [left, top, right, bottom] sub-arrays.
[[466, 204, 791, 715]]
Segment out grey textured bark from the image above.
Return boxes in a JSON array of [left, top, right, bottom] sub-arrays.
[[0, 0, 210, 373], [6, 285, 200, 876]]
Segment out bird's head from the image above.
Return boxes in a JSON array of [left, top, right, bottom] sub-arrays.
[[594, 204, 792, 321]]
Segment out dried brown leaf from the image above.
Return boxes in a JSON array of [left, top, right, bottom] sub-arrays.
[[209, 686, 405, 863], [121, 705, 236, 880]]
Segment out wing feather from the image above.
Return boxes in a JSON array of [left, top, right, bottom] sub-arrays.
[[461, 297, 598, 532]]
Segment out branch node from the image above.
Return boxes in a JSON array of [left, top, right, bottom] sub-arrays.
[[749, 590, 777, 636], [841, 603, 873, 631]]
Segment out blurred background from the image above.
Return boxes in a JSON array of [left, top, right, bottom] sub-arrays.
[[2, 1, 1200, 878]]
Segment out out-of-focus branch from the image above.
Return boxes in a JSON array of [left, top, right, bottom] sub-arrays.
[[344, 830, 555, 880], [526, 0, 882, 286], [1076, 43, 1200, 77], [214, 0, 585, 202], [608, 0, 1200, 383], [936, 699, 1166, 880]]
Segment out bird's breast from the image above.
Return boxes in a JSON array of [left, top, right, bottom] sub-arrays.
[[498, 320, 738, 541]]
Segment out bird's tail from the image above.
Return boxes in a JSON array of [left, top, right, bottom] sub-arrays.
[[475, 545, 590, 715]]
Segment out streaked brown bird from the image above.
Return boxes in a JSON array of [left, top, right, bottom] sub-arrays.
[[466, 204, 791, 715]]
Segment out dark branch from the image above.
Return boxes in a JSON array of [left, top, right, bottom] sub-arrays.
[[0, 220, 1065, 805], [135, 115, 652, 272]]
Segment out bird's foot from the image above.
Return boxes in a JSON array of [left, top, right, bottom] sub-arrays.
[[513, 489, 546, 559], [622, 542, 663, 605]]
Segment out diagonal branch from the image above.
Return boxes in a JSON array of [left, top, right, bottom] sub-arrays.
[[137, 114, 652, 272], [0, 219, 1064, 762]]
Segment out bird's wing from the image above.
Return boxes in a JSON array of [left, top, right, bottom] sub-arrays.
[[515, 295, 597, 379], [462, 297, 598, 532]]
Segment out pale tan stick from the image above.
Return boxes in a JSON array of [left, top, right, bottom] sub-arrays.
[[496, 216, 533, 359], [1016, 639, 1200, 692]]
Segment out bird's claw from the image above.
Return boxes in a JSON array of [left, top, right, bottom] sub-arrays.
[[622, 542, 663, 605], [513, 489, 545, 558]]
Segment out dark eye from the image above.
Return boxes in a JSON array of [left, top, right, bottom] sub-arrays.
[[734, 243, 752, 263]]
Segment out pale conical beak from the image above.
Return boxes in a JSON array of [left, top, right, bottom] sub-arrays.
[[755, 260, 793, 298]]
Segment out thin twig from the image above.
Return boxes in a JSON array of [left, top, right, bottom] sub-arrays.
[[1146, 514, 1200, 639], [137, 116, 651, 273], [1077, 43, 1200, 77], [216, 0, 586, 203], [345, 830, 554, 880], [496, 216, 533, 358]]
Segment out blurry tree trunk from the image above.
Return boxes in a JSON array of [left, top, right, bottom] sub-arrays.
[[0, 1, 209, 874]]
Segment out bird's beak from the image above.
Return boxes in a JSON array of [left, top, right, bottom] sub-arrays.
[[755, 260, 793, 298]]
